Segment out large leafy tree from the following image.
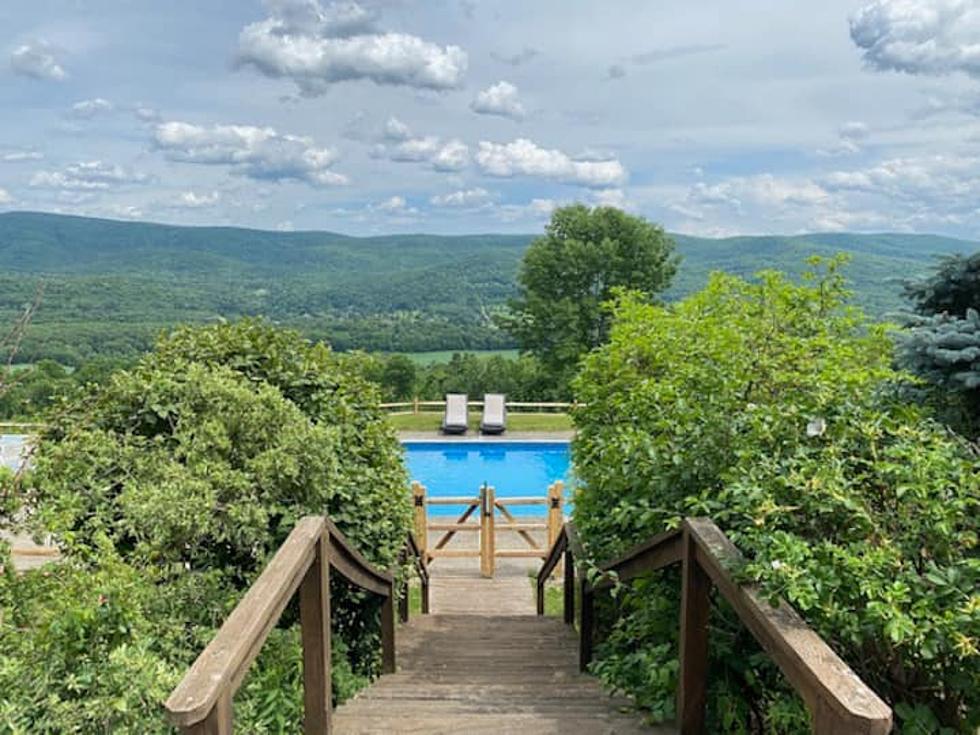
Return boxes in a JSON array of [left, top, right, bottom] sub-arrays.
[[898, 252, 980, 435], [504, 205, 678, 391]]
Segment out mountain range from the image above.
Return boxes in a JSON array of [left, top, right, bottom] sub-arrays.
[[0, 211, 975, 364]]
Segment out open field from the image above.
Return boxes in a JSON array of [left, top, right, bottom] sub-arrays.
[[401, 349, 520, 365], [388, 411, 573, 433]]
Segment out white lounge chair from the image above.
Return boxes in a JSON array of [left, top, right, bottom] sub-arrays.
[[481, 394, 507, 435], [441, 393, 468, 434]]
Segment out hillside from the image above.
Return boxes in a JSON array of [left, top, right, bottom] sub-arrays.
[[0, 211, 975, 363]]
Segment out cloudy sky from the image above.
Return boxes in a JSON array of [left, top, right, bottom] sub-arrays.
[[1, 0, 979, 237]]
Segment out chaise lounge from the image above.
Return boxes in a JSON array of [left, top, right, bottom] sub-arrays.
[[480, 393, 507, 435], [441, 393, 469, 434]]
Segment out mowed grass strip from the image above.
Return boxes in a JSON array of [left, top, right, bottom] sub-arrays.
[[388, 411, 573, 433]]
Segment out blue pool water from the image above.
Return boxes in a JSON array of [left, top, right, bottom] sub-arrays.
[[403, 441, 571, 516]]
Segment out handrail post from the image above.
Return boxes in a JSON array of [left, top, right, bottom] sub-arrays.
[[480, 484, 495, 578], [579, 579, 594, 672], [563, 547, 574, 626], [300, 529, 331, 734], [381, 578, 396, 675], [677, 529, 710, 735]]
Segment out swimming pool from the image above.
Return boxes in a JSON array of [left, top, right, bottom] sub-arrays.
[[402, 441, 572, 516]]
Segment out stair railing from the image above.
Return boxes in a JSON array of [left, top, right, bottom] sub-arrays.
[[164, 517, 428, 734], [537, 518, 893, 735]]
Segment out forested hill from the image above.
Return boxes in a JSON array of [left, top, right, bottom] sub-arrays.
[[0, 211, 975, 363]]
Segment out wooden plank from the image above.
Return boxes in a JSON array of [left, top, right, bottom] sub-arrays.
[[494, 497, 547, 506], [166, 517, 324, 728], [594, 527, 683, 591], [433, 504, 479, 551], [427, 523, 480, 531], [685, 518, 892, 734], [563, 548, 575, 626], [428, 549, 481, 558], [495, 502, 541, 550], [677, 530, 710, 735], [299, 532, 331, 735], [496, 523, 547, 532], [495, 550, 547, 558], [427, 497, 481, 505]]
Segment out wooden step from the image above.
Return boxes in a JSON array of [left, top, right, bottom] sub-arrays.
[[332, 613, 672, 734]]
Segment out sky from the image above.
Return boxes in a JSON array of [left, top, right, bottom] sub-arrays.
[[1, 0, 979, 238]]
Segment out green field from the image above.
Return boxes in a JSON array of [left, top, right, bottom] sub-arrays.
[[387, 412, 573, 433], [401, 349, 520, 365]]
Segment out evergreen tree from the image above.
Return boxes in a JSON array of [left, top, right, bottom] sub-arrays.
[[897, 252, 980, 434]]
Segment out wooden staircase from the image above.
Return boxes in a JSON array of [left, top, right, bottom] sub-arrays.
[[332, 562, 667, 734]]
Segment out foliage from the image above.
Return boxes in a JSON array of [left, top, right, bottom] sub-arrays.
[[572, 259, 980, 732], [2, 319, 411, 731], [897, 252, 980, 436], [503, 205, 678, 393]]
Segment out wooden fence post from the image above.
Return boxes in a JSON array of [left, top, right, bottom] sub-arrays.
[[413, 396, 419, 415], [677, 529, 710, 735], [412, 482, 427, 560], [299, 530, 331, 734], [480, 484, 495, 578], [547, 481, 564, 550], [563, 547, 575, 626]]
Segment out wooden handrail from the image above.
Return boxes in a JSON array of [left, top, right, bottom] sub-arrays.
[[536, 518, 893, 735], [164, 516, 425, 734]]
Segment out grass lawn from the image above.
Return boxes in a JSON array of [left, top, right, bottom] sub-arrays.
[[400, 349, 520, 365], [387, 412, 573, 433]]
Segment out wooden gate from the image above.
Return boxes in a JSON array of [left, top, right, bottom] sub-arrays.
[[411, 481, 565, 578]]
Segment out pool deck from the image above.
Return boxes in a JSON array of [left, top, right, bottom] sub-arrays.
[[398, 430, 574, 442]]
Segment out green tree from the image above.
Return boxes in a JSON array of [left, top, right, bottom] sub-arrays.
[[898, 252, 980, 436], [504, 205, 678, 392], [573, 259, 979, 732], [380, 354, 417, 400]]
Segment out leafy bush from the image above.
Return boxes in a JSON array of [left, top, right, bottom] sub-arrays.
[[572, 260, 979, 732], [2, 320, 410, 732]]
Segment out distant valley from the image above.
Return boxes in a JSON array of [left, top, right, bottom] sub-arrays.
[[0, 211, 975, 364]]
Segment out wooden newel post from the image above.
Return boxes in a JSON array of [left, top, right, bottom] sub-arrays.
[[299, 530, 331, 734], [480, 484, 495, 578], [411, 482, 427, 560], [677, 529, 711, 735]]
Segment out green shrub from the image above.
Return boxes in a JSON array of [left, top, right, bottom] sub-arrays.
[[3, 320, 410, 732], [572, 259, 979, 732]]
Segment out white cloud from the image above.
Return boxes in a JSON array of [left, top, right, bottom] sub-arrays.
[[430, 187, 495, 207], [154, 121, 348, 186], [134, 105, 161, 123], [1, 150, 43, 163], [70, 98, 114, 119], [818, 120, 871, 156], [377, 194, 408, 212], [688, 175, 830, 210], [494, 197, 560, 222], [471, 81, 525, 120], [382, 116, 412, 141], [10, 41, 66, 81], [0, 188, 12, 205], [374, 119, 469, 172], [475, 138, 627, 188], [30, 161, 149, 190], [173, 190, 222, 208], [237, 0, 467, 94], [850, 0, 980, 78], [431, 139, 469, 171], [591, 188, 629, 208]]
